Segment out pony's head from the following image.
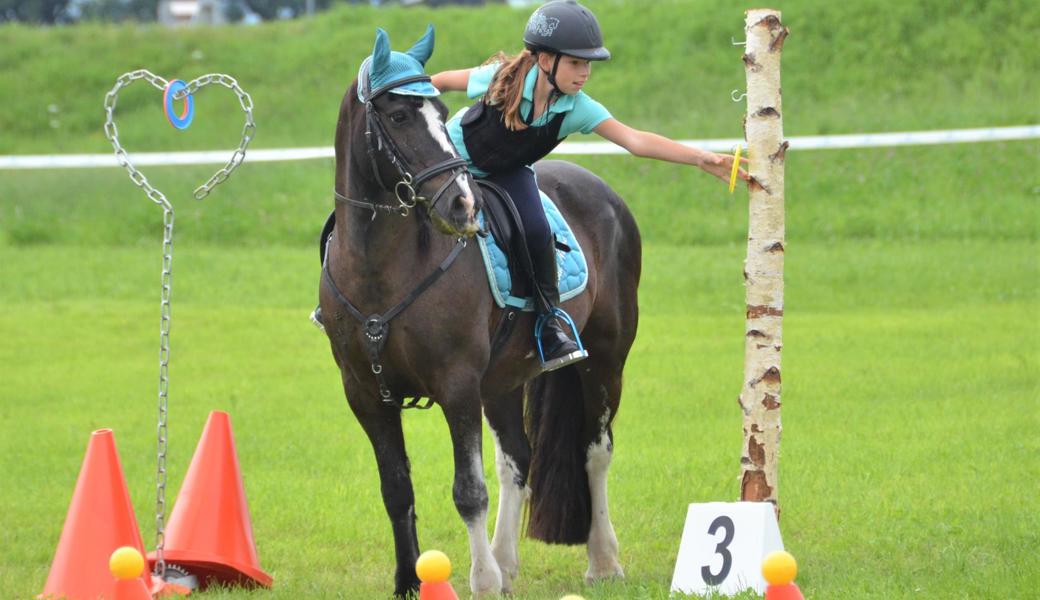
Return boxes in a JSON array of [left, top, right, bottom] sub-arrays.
[[342, 25, 481, 238]]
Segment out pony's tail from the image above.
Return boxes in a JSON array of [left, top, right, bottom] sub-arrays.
[[525, 364, 590, 544]]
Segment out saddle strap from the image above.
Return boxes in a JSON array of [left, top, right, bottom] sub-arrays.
[[322, 237, 468, 409]]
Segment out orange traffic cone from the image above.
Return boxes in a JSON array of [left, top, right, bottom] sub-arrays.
[[147, 411, 272, 588], [419, 581, 459, 600], [416, 550, 458, 600], [112, 578, 153, 600], [765, 583, 804, 600], [39, 429, 153, 600]]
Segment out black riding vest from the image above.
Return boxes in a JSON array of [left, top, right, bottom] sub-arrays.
[[460, 97, 566, 174]]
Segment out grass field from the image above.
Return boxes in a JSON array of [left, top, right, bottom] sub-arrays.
[[1, 235, 1036, 599], [2, 0, 1039, 598]]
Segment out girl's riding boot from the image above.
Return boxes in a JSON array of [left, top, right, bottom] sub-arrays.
[[532, 238, 588, 371]]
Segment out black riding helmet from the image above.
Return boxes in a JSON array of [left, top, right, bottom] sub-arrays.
[[523, 0, 610, 95], [523, 0, 610, 61]]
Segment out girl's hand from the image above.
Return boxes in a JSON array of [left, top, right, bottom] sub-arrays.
[[700, 151, 750, 185]]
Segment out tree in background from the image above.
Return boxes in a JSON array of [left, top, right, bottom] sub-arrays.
[[1, 0, 72, 23]]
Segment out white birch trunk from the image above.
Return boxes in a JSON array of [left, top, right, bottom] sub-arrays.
[[738, 9, 789, 515]]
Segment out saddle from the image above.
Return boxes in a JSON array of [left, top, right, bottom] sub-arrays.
[[474, 180, 589, 311], [317, 182, 589, 368]]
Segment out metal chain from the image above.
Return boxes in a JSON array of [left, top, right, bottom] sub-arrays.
[[103, 69, 254, 579], [155, 207, 173, 577], [177, 73, 256, 200]]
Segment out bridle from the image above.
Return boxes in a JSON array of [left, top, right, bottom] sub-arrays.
[[335, 73, 470, 220], [324, 71, 478, 410]]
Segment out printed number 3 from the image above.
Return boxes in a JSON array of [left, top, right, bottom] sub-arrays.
[[701, 515, 735, 585]]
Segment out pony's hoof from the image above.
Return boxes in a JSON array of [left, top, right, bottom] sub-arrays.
[[471, 563, 503, 599], [490, 549, 518, 593], [584, 561, 624, 583]]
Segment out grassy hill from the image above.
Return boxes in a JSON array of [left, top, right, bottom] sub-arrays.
[[1, 0, 1037, 248], [0, 0, 1037, 154]]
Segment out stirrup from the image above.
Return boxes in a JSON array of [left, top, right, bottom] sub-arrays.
[[310, 307, 326, 333], [535, 307, 588, 371]]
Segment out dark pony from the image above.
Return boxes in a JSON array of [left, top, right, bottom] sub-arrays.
[[320, 27, 640, 598]]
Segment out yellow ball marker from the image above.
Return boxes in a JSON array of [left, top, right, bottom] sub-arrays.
[[560, 595, 586, 600], [109, 546, 145, 580], [761, 550, 798, 585], [728, 145, 743, 194], [416, 550, 452, 584]]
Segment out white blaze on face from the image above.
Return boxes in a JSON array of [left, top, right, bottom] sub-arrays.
[[419, 99, 475, 217]]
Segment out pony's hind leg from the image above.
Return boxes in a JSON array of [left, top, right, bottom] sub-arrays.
[[344, 377, 422, 598], [439, 376, 503, 597], [484, 387, 530, 594], [579, 360, 626, 582]]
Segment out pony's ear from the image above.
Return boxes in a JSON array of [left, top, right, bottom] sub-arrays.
[[371, 28, 392, 81], [405, 24, 435, 66]]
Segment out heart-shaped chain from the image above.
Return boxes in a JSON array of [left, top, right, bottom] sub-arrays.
[[103, 69, 256, 204], [102, 69, 255, 583]]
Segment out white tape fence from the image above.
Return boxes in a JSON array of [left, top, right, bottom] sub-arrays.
[[1, 125, 1037, 170]]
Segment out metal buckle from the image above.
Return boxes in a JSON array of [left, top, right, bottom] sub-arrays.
[[365, 316, 387, 341]]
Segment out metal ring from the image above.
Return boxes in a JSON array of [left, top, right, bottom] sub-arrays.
[[395, 180, 417, 208], [372, 364, 383, 374], [163, 80, 194, 130]]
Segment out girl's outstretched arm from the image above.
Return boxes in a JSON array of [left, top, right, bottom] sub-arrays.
[[431, 69, 473, 93], [594, 118, 749, 184]]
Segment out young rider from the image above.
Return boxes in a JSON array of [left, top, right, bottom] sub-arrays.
[[431, 0, 748, 371]]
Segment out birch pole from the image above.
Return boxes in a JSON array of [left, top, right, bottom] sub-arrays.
[[738, 9, 789, 515]]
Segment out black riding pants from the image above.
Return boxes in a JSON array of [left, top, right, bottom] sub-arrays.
[[481, 166, 552, 254]]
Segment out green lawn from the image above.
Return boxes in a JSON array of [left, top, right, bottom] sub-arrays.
[[0, 236, 1035, 599]]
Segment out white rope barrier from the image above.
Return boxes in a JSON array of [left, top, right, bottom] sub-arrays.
[[1, 125, 1037, 170]]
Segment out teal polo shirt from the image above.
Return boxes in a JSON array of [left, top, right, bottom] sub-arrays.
[[446, 62, 612, 177]]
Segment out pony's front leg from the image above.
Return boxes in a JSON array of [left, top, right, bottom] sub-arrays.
[[347, 380, 422, 598], [440, 378, 502, 598]]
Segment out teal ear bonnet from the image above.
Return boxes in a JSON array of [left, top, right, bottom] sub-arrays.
[[358, 25, 440, 102]]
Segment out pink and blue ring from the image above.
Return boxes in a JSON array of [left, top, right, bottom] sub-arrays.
[[163, 79, 194, 130]]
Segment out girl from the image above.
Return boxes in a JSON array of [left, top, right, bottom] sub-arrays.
[[432, 0, 748, 371]]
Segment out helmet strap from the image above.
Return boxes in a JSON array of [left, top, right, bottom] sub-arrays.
[[539, 52, 564, 95], [526, 51, 563, 125]]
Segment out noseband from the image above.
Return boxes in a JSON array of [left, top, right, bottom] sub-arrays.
[[335, 74, 469, 219]]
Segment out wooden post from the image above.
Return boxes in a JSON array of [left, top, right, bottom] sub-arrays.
[[738, 9, 789, 515]]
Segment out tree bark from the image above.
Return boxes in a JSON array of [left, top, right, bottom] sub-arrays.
[[738, 9, 789, 516]]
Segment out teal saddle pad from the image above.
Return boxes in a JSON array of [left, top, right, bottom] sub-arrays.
[[476, 191, 588, 311]]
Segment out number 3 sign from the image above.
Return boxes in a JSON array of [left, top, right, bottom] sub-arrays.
[[671, 502, 785, 596]]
